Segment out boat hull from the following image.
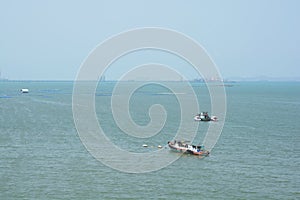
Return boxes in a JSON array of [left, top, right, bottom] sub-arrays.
[[194, 115, 217, 122]]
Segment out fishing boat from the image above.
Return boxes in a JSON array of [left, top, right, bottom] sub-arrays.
[[167, 140, 210, 156], [20, 88, 29, 93], [194, 112, 217, 122]]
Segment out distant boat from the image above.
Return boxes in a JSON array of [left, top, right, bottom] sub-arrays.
[[20, 88, 29, 93], [167, 140, 210, 156], [194, 112, 217, 122]]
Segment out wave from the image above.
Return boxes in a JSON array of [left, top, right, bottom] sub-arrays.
[[228, 123, 256, 130], [272, 101, 300, 105], [0, 95, 12, 98], [30, 97, 71, 106]]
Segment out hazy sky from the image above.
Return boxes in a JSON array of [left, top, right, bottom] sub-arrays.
[[1, 0, 299, 80]]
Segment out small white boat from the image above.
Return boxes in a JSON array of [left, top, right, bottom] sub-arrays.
[[20, 88, 29, 93], [194, 112, 217, 122]]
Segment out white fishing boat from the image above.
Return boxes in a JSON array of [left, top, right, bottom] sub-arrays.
[[20, 88, 29, 93], [194, 112, 217, 122], [167, 140, 209, 156]]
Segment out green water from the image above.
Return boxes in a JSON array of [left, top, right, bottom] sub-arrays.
[[0, 81, 299, 199]]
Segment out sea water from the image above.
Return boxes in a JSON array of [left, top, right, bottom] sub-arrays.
[[0, 81, 299, 199]]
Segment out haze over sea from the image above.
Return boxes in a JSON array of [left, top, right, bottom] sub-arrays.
[[0, 81, 299, 199]]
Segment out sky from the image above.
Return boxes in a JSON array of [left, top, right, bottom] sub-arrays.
[[1, 0, 299, 80]]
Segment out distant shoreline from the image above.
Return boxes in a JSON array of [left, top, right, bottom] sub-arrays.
[[1, 79, 299, 83]]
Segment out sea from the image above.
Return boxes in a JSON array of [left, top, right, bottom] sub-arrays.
[[0, 81, 299, 199]]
